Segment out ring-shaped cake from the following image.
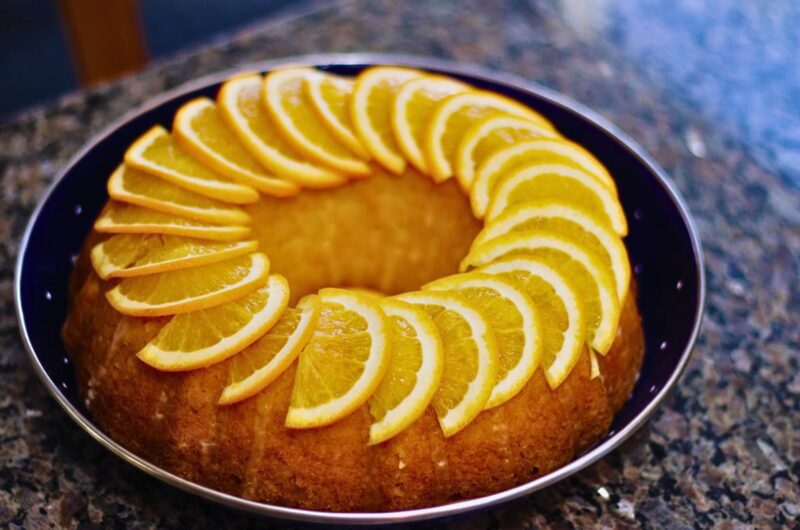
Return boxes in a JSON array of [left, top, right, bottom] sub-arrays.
[[62, 66, 644, 511]]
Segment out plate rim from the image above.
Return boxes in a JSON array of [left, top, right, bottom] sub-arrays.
[[14, 52, 706, 525]]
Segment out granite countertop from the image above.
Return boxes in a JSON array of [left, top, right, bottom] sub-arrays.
[[1, 0, 798, 528]]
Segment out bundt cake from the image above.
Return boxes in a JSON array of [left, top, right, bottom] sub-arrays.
[[62, 66, 644, 512]]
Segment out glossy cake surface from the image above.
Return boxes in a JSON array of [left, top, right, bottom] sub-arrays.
[[62, 66, 644, 511]]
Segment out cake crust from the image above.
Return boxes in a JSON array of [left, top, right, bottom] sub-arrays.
[[63, 267, 643, 511], [59, 69, 645, 511]]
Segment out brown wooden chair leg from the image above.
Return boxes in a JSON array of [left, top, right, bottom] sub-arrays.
[[57, 0, 149, 86]]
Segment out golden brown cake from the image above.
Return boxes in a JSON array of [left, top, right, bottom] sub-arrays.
[[62, 66, 644, 512]]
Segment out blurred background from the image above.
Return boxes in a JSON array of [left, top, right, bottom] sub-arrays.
[[1, 0, 798, 191], [0, 0, 298, 116]]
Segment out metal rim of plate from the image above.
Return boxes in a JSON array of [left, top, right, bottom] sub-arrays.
[[14, 53, 706, 525]]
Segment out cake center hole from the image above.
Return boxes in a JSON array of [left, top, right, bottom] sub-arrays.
[[245, 170, 482, 304]]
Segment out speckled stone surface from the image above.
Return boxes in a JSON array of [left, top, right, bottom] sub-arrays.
[[1, 0, 799, 528]]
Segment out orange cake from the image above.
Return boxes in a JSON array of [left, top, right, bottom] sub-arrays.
[[62, 66, 644, 511]]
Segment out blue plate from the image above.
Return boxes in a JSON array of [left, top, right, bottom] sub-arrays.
[[14, 54, 705, 525]]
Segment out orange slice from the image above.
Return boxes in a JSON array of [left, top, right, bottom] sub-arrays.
[[454, 113, 559, 189], [462, 231, 620, 354], [394, 290, 498, 437], [424, 91, 556, 182], [304, 71, 371, 159], [351, 66, 422, 174], [391, 75, 468, 173], [485, 162, 628, 235], [106, 252, 269, 317], [94, 202, 251, 242], [218, 74, 347, 188], [90, 234, 257, 279], [137, 274, 289, 371], [368, 298, 444, 444], [473, 200, 630, 299], [173, 97, 300, 197], [124, 125, 258, 204], [471, 138, 618, 218], [107, 165, 250, 226], [219, 294, 321, 405], [478, 257, 585, 388], [264, 68, 371, 177], [424, 273, 542, 409], [286, 288, 390, 428]]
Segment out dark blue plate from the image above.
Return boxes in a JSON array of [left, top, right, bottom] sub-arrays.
[[15, 54, 705, 525]]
